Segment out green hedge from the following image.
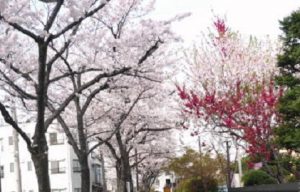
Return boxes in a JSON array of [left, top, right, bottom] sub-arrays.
[[242, 170, 277, 186], [176, 178, 218, 192]]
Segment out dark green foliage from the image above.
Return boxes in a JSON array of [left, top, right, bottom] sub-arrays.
[[166, 148, 226, 192], [176, 178, 218, 192], [275, 9, 300, 152], [242, 170, 277, 186], [275, 154, 300, 181]]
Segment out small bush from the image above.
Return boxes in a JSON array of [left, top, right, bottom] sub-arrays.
[[242, 170, 277, 186], [176, 178, 218, 192]]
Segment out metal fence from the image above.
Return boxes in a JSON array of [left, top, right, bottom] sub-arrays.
[[229, 182, 300, 192]]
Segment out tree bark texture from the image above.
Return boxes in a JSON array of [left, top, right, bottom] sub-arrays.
[[115, 131, 133, 192], [31, 150, 51, 192], [80, 155, 91, 192]]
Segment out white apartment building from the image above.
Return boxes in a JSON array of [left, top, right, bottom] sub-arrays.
[[0, 122, 104, 192], [152, 171, 176, 192]]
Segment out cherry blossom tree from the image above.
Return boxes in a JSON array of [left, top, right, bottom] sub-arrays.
[[0, 1, 118, 191], [43, 1, 180, 191], [98, 77, 178, 192], [133, 130, 175, 192], [0, 0, 182, 191]]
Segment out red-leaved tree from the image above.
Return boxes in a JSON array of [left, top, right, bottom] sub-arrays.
[[178, 18, 283, 166], [177, 80, 283, 161]]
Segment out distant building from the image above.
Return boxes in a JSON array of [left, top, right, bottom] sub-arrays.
[[152, 171, 177, 192], [0, 122, 104, 192]]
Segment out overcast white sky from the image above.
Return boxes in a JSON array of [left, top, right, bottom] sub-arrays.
[[153, 0, 300, 43], [152, 0, 300, 152]]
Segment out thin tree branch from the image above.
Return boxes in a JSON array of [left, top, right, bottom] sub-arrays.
[[0, 102, 31, 148], [0, 70, 37, 100], [114, 88, 149, 130], [44, 67, 130, 129], [138, 39, 163, 65], [81, 82, 109, 115], [49, 68, 104, 84], [49, 0, 111, 41], [0, 57, 38, 90], [100, 137, 120, 160], [46, 102, 81, 156], [0, 15, 40, 42], [44, 0, 64, 32]]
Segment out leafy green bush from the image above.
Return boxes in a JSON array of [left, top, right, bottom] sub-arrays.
[[242, 170, 277, 186], [176, 178, 218, 192]]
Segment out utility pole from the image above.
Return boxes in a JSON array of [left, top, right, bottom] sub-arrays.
[[198, 136, 202, 155], [99, 152, 107, 192], [11, 100, 22, 192], [237, 151, 243, 187], [225, 141, 231, 190], [135, 148, 139, 192]]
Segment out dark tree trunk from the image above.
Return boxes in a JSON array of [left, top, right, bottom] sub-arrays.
[[116, 159, 133, 192], [121, 159, 133, 192], [80, 155, 91, 192], [31, 42, 51, 192], [116, 162, 124, 192], [31, 148, 51, 192], [115, 130, 133, 192], [74, 89, 91, 192]]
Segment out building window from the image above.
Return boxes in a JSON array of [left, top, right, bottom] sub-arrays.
[[51, 189, 66, 192], [73, 160, 81, 172], [49, 133, 57, 145], [0, 166, 4, 178], [50, 160, 65, 174], [49, 133, 64, 145], [92, 164, 102, 185], [74, 188, 81, 192], [8, 136, 13, 145], [10, 163, 14, 172], [28, 161, 32, 171], [0, 138, 3, 151]]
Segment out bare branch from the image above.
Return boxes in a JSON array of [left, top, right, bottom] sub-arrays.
[[46, 25, 80, 84], [114, 88, 149, 129], [45, 67, 130, 128], [88, 127, 117, 155], [49, 0, 111, 41], [47, 41, 71, 69], [0, 102, 31, 148], [0, 57, 38, 90], [0, 70, 37, 100], [39, 0, 58, 3], [44, 0, 64, 32], [139, 127, 172, 132], [0, 15, 40, 42], [81, 82, 109, 115], [124, 71, 161, 83], [138, 39, 163, 65], [99, 137, 120, 160], [49, 68, 104, 84], [46, 102, 81, 156]]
